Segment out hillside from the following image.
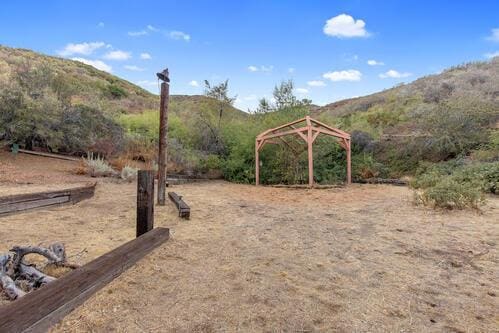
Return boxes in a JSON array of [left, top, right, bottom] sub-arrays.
[[0, 45, 245, 157], [314, 58, 498, 138]]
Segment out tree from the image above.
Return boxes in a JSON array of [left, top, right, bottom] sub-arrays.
[[273, 80, 297, 110], [204, 79, 236, 128], [255, 97, 273, 113]]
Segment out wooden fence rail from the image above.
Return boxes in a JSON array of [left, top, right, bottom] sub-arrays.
[[0, 183, 96, 216]]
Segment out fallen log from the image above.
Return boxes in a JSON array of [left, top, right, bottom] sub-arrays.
[[0, 254, 25, 300], [0, 227, 170, 333], [168, 192, 190, 219], [17, 149, 80, 162], [354, 178, 408, 186]]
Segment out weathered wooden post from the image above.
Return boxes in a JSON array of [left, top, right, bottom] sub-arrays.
[[255, 139, 260, 185], [137, 170, 154, 237], [157, 68, 170, 205]]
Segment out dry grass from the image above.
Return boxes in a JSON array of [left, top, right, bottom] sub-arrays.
[[0, 152, 498, 332]]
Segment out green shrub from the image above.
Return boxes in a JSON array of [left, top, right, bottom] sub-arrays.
[[106, 84, 127, 99], [415, 178, 484, 209], [411, 160, 499, 209]]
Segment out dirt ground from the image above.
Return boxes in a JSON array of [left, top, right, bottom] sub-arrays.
[[0, 151, 498, 332]]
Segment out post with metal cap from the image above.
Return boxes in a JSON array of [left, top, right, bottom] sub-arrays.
[[157, 68, 170, 205]]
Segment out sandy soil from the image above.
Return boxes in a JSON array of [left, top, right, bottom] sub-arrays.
[[0, 152, 498, 332]]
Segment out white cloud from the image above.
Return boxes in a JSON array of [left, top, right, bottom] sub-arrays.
[[189, 80, 199, 87], [57, 41, 106, 56], [140, 53, 152, 60], [147, 25, 159, 32], [247, 65, 273, 72], [98, 22, 104, 27], [288, 67, 295, 74], [103, 50, 131, 61], [169, 31, 191, 41], [323, 69, 362, 81], [486, 28, 499, 42], [71, 57, 112, 72], [124, 65, 145, 71], [367, 59, 384, 66], [295, 88, 309, 94], [379, 69, 412, 79], [323, 14, 369, 38], [307, 80, 326, 87], [128, 30, 148, 37], [484, 51, 499, 59]]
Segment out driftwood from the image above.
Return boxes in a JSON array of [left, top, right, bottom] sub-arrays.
[[0, 243, 77, 301], [0, 254, 25, 300]]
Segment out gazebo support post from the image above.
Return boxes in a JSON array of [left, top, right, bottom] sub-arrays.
[[255, 139, 260, 186], [306, 116, 314, 187], [346, 138, 351, 184]]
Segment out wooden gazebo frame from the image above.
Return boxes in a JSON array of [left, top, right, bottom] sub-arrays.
[[255, 116, 351, 187]]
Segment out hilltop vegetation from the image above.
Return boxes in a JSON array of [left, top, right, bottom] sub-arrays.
[[0, 45, 497, 208]]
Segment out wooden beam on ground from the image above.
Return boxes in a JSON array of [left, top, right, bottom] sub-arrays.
[[17, 149, 80, 162], [168, 192, 190, 219], [0, 183, 96, 217], [0, 227, 170, 333]]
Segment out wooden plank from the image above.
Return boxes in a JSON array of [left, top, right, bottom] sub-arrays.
[[0, 184, 95, 206], [0, 196, 70, 214], [0, 227, 170, 333], [136, 170, 154, 237], [17, 149, 80, 162], [0, 184, 96, 216], [168, 192, 190, 219]]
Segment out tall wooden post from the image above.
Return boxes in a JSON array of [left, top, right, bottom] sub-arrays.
[[306, 116, 314, 187], [157, 70, 170, 205], [255, 139, 260, 185], [137, 170, 154, 237], [346, 138, 352, 185]]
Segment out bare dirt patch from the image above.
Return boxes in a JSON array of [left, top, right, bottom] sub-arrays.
[[0, 153, 498, 332]]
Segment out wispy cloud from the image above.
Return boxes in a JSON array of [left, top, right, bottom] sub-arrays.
[[71, 57, 112, 72], [367, 59, 384, 66], [295, 88, 309, 94], [323, 69, 362, 81], [288, 67, 295, 74], [140, 53, 152, 60], [97, 22, 104, 28], [57, 41, 106, 56], [323, 14, 369, 38], [147, 25, 159, 32], [307, 80, 326, 87], [124, 65, 145, 71], [247, 65, 273, 73], [103, 50, 131, 61], [128, 30, 148, 37], [379, 69, 411, 79], [484, 51, 499, 59], [189, 80, 199, 87], [168, 30, 191, 41], [486, 28, 499, 42]]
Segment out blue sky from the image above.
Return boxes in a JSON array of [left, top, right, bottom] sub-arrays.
[[0, 1, 498, 111]]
